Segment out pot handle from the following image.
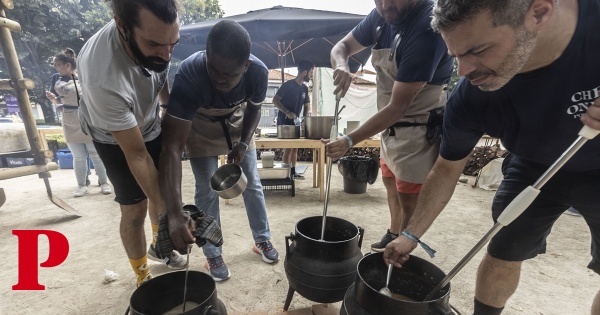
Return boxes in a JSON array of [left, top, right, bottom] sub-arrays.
[[201, 305, 218, 315], [285, 233, 295, 256], [357, 226, 365, 248], [124, 306, 129, 315]]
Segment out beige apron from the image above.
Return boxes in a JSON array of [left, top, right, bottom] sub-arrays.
[[186, 103, 257, 158], [371, 47, 445, 183], [54, 78, 91, 143]]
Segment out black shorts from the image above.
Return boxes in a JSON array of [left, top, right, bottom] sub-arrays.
[[488, 154, 600, 274], [93, 135, 162, 205]]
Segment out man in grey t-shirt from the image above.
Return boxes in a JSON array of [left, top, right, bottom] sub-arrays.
[[78, 0, 186, 286]]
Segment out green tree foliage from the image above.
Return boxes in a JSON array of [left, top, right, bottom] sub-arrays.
[[2, 0, 222, 123], [180, 0, 224, 26]]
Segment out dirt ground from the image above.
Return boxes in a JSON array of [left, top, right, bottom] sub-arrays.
[[0, 160, 597, 315]]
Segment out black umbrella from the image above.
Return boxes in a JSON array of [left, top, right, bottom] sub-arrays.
[[173, 6, 372, 81]]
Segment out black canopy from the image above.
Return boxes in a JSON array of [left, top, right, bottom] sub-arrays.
[[173, 6, 372, 76]]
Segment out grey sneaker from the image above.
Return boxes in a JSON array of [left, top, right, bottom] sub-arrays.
[[370, 230, 398, 252], [74, 186, 88, 197], [100, 183, 112, 195], [204, 255, 231, 282], [253, 241, 280, 263], [147, 244, 187, 270]]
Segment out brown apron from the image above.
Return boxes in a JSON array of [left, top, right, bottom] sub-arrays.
[[186, 103, 256, 158], [371, 45, 445, 184], [54, 78, 91, 143]]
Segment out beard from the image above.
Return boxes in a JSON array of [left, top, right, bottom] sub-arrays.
[[125, 28, 169, 73], [303, 74, 310, 82], [471, 27, 537, 91]]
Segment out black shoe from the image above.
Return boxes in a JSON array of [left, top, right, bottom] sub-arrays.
[[370, 230, 398, 252], [293, 173, 305, 180]]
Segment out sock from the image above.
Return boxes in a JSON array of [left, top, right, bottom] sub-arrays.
[[474, 298, 504, 315], [129, 256, 152, 286], [151, 223, 159, 246]]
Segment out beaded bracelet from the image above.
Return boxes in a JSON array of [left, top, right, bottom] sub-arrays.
[[401, 230, 436, 258], [343, 134, 353, 148]]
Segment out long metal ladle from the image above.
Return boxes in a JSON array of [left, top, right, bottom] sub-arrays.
[[320, 93, 343, 240], [423, 125, 600, 301]]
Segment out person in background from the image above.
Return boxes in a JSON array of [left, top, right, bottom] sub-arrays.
[[160, 20, 280, 282], [45, 48, 111, 197], [77, 0, 186, 286], [273, 60, 314, 178], [385, 0, 600, 314], [328, 0, 453, 252]]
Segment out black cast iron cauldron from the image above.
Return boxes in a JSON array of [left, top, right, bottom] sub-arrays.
[[341, 252, 454, 315], [126, 271, 227, 315], [283, 216, 364, 311]]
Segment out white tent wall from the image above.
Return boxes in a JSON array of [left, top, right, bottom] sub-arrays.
[[311, 68, 378, 133]]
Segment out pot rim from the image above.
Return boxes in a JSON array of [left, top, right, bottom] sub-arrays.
[[356, 252, 451, 304], [295, 216, 361, 244]]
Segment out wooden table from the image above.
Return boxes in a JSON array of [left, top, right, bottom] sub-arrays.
[[255, 137, 381, 201]]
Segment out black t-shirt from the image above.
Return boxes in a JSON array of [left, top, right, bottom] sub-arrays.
[[275, 79, 309, 124], [168, 51, 268, 121], [351, 0, 454, 85], [441, 0, 600, 172]]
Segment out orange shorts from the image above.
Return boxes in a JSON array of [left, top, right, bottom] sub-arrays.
[[380, 158, 422, 194]]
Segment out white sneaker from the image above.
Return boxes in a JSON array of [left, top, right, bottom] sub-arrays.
[[74, 186, 88, 197], [100, 183, 112, 195]]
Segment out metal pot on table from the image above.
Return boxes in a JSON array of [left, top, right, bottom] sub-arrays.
[[277, 125, 300, 139], [304, 106, 345, 139]]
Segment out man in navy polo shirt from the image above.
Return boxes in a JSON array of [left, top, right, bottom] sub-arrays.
[[159, 20, 279, 282]]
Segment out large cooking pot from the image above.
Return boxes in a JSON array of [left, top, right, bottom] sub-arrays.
[[283, 216, 364, 310], [304, 116, 334, 139], [277, 125, 300, 139], [127, 271, 227, 314], [210, 163, 247, 199], [344, 252, 453, 315]]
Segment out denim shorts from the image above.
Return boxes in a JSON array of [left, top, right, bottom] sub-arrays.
[[93, 135, 162, 205], [488, 154, 600, 274]]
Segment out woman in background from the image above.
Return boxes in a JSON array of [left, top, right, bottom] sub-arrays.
[[45, 48, 111, 197]]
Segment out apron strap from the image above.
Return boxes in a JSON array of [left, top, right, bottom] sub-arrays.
[[216, 116, 234, 151], [388, 121, 426, 136]]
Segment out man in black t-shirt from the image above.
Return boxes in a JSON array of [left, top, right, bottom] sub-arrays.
[[273, 60, 314, 178], [384, 0, 600, 313]]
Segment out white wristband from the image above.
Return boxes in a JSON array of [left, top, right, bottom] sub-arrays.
[[343, 134, 353, 148]]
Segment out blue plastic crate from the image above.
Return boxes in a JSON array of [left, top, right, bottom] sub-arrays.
[[56, 149, 73, 169]]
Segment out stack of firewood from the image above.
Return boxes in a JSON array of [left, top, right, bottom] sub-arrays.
[[463, 143, 508, 176]]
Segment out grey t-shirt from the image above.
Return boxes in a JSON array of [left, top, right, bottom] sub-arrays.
[[78, 21, 166, 144]]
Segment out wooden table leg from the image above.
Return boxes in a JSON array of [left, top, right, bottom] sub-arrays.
[[312, 149, 317, 188]]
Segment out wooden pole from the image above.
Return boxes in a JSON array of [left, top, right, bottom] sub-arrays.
[[0, 0, 13, 10], [0, 9, 46, 165], [0, 78, 35, 90], [0, 16, 20, 32], [0, 162, 59, 180]]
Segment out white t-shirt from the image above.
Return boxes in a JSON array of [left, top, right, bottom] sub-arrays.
[[78, 20, 167, 144]]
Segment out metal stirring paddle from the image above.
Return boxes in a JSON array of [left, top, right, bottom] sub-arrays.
[[379, 264, 393, 297], [182, 244, 192, 312], [320, 93, 342, 240]]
